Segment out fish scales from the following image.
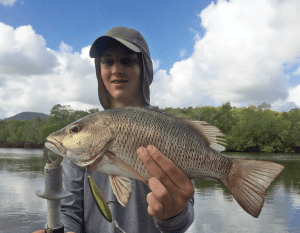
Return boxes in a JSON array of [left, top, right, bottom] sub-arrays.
[[45, 106, 284, 218], [105, 107, 233, 181]]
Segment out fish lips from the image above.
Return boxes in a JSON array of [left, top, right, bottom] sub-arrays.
[[45, 138, 66, 157]]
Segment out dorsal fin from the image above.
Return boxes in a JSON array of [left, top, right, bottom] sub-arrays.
[[180, 118, 226, 152]]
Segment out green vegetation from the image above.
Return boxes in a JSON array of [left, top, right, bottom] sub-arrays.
[[0, 103, 299, 153], [154, 102, 300, 153], [0, 104, 98, 149]]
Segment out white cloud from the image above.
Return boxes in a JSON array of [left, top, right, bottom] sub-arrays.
[[0, 0, 17, 6], [294, 66, 300, 76], [180, 49, 186, 58], [270, 98, 298, 113], [0, 23, 100, 119], [2, 0, 300, 120], [189, 28, 201, 41], [287, 85, 300, 107], [151, 59, 160, 71], [151, 0, 300, 111], [0, 23, 58, 75]]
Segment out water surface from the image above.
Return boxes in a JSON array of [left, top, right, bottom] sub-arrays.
[[0, 149, 299, 233]]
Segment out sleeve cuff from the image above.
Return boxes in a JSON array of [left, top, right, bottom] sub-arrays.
[[153, 200, 194, 233]]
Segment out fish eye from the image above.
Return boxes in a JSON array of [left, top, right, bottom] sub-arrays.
[[69, 123, 83, 134]]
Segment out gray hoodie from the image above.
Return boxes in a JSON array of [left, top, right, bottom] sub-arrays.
[[61, 26, 194, 233]]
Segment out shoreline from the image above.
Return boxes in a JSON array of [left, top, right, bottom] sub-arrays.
[[1, 141, 299, 154], [0, 142, 44, 149], [1, 145, 299, 154]]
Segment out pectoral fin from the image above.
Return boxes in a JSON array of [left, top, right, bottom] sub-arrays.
[[105, 150, 148, 185], [89, 149, 148, 207], [109, 175, 132, 207], [104, 150, 148, 207]]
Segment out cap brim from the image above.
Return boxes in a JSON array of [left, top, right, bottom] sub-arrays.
[[90, 36, 141, 58]]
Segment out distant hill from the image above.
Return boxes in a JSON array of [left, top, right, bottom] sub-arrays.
[[2, 112, 49, 122]]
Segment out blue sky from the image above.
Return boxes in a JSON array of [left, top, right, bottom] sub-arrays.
[[0, 0, 300, 119], [1, 0, 210, 70]]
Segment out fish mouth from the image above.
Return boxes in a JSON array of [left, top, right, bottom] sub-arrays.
[[45, 138, 104, 167], [45, 138, 66, 157]]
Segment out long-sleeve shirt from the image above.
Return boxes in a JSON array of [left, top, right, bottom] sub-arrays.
[[61, 158, 194, 233]]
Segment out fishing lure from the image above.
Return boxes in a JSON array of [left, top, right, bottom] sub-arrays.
[[87, 172, 113, 222], [87, 169, 127, 232]]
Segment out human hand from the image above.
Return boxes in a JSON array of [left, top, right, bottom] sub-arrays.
[[137, 145, 194, 220]]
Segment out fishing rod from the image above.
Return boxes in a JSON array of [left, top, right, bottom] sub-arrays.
[[35, 147, 72, 233]]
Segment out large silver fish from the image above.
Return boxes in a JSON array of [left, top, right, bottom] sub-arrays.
[[45, 107, 284, 218]]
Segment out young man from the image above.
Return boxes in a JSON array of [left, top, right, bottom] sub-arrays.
[[34, 26, 194, 233]]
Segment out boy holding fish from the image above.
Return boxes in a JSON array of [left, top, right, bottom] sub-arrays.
[[34, 26, 195, 233], [34, 26, 285, 233]]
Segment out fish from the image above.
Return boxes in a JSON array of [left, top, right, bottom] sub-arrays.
[[45, 106, 284, 218]]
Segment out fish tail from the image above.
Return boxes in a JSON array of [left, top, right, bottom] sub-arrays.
[[223, 158, 284, 218]]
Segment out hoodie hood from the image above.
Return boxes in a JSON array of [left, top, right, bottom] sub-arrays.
[[89, 26, 153, 109]]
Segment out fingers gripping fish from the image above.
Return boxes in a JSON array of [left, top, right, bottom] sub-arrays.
[[45, 107, 284, 218]]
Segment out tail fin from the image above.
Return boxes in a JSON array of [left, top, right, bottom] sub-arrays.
[[223, 158, 284, 218]]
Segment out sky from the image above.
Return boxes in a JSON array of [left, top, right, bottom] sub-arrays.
[[0, 0, 300, 119]]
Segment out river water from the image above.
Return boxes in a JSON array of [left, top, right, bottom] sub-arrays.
[[0, 148, 299, 233]]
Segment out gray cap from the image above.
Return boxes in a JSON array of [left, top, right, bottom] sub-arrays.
[[90, 27, 142, 57]]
